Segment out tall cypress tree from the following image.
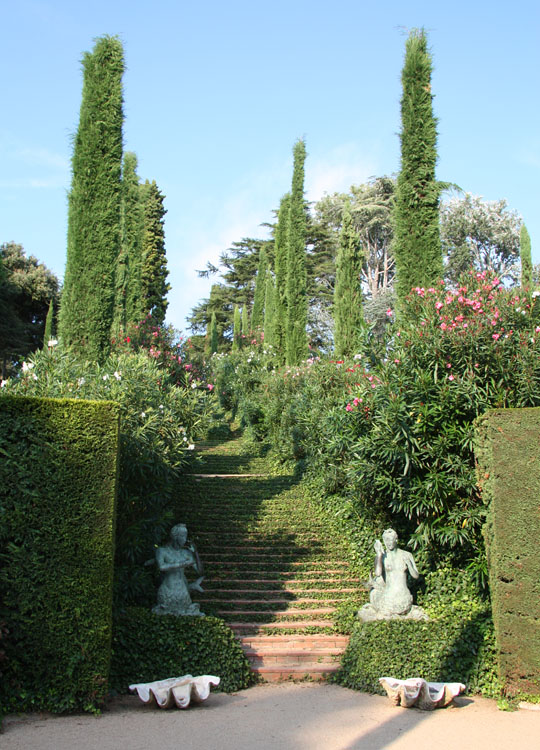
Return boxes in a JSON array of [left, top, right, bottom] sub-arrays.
[[115, 152, 145, 334], [58, 35, 124, 359], [520, 224, 532, 289], [43, 299, 54, 347], [232, 305, 241, 351], [393, 29, 442, 303], [286, 139, 308, 366], [140, 180, 170, 326], [209, 312, 218, 355], [273, 193, 291, 362], [333, 201, 364, 358], [241, 305, 249, 342], [251, 245, 267, 332], [263, 270, 276, 347]]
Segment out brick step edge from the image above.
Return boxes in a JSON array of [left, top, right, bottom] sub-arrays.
[[238, 635, 350, 648], [242, 648, 345, 659], [229, 620, 335, 632], [252, 665, 341, 681]]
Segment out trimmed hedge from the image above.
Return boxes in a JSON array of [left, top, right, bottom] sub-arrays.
[[335, 613, 498, 697], [476, 407, 540, 696], [0, 395, 120, 713], [110, 608, 254, 693]]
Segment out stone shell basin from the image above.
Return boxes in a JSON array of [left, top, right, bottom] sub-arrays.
[[379, 677, 466, 710], [129, 675, 221, 709]]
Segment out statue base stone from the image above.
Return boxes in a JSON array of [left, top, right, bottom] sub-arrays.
[[356, 603, 428, 622]]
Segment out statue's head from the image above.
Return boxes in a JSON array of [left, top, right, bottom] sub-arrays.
[[170, 523, 188, 547], [382, 528, 398, 550]]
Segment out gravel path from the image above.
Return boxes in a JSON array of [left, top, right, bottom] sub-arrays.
[[3, 683, 539, 750]]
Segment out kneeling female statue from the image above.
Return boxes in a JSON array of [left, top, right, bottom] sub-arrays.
[[357, 529, 427, 621], [152, 523, 205, 616]]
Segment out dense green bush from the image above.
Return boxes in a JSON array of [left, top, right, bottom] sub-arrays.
[[335, 568, 500, 697], [1, 345, 215, 606], [0, 395, 119, 713], [110, 609, 254, 693], [219, 273, 540, 580]]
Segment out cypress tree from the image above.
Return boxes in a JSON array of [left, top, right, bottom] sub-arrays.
[[209, 312, 218, 355], [58, 35, 124, 359], [393, 29, 442, 303], [232, 305, 241, 351], [333, 201, 364, 358], [251, 246, 267, 332], [140, 180, 170, 326], [118, 152, 145, 332], [241, 305, 249, 342], [273, 193, 291, 362], [43, 299, 54, 347], [263, 271, 276, 347], [520, 224, 532, 289], [286, 139, 308, 366]]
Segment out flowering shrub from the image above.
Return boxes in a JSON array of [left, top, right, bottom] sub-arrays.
[[1, 344, 216, 605]]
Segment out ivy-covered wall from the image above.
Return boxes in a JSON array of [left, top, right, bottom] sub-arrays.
[[0, 395, 120, 712], [476, 407, 540, 696]]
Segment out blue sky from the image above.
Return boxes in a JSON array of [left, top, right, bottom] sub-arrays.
[[2, 0, 539, 332]]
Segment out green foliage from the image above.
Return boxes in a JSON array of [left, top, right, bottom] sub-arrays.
[[441, 194, 522, 285], [333, 201, 364, 357], [241, 304, 249, 337], [43, 298, 54, 348], [476, 408, 540, 696], [1, 345, 215, 608], [110, 609, 253, 693], [140, 180, 170, 326], [274, 193, 291, 362], [232, 305, 241, 351], [251, 246, 267, 331], [263, 270, 276, 346], [335, 568, 499, 696], [520, 223, 533, 289], [286, 139, 308, 365], [114, 152, 145, 334], [0, 395, 119, 712], [393, 29, 442, 303], [59, 35, 124, 361], [0, 243, 59, 377], [209, 311, 219, 355]]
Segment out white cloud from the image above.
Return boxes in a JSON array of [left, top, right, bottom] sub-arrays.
[[305, 142, 378, 202]]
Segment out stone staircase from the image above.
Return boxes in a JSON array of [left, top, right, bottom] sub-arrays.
[[180, 434, 362, 681]]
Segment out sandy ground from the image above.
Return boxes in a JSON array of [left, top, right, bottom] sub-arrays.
[[2, 683, 539, 750]]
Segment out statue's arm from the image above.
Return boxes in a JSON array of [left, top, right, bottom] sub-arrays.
[[373, 539, 384, 577], [155, 548, 181, 572], [405, 551, 419, 579]]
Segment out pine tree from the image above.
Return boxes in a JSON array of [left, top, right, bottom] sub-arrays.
[[58, 35, 124, 359], [393, 29, 442, 303], [273, 193, 291, 362], [140, 180, 170, 325], [520, 224, 533, 289], [232, 305, 241, 351], [263, 271, 276, 347], [286, 139, 308, 365], [43, 299, 54, 348], [251, 245, 267, 331], [333, 201, 364, 357]]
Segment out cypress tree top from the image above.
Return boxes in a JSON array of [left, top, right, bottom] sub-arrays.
[[393, 29, 442, 302]]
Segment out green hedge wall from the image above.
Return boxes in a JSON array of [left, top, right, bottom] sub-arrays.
[[476, 407, 540, 696], [0, 395, 120, 713], [335, 612, 498, 696], [110, 608, 254, 693]]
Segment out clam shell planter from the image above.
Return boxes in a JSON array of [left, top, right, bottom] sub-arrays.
[[379, 677, 466, 710], [129, 675, 220, 709]]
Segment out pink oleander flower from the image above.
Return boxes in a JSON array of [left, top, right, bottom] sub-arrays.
[[346, 403, 353, 412]]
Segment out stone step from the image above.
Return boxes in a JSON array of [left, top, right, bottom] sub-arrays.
[[243, 648, 344, 665], [200, 587, 359, 595], [250, 665, 341, 682], [199, 598, 342, 605], [229, 620, 335, 634], [238, 635, 350, 649], [218, 608, 336, 617]]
